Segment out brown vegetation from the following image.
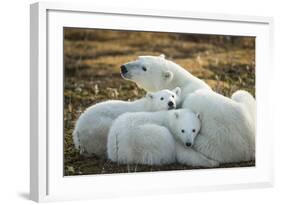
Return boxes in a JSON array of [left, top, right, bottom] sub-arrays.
[[64, 28, 255, 176]]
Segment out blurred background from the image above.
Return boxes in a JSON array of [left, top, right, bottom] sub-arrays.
[[63, 28, 255, 176]]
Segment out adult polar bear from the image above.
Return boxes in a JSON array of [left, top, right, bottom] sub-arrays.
[[120, 54, 255, 165]]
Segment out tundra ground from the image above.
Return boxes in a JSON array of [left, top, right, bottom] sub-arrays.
[[63, 28, 255, 176]]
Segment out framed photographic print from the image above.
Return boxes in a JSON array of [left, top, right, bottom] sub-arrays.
[[30, 2, 274, 202]]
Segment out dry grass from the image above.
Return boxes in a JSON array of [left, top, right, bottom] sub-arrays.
[[63, 28, 255, 176]]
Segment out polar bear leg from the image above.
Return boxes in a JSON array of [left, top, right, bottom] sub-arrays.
[[77, 117, 112, 157], [176, 143, 219, 167], [107, 123, 128, 163]]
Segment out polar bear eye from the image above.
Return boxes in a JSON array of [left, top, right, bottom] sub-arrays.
[[172, 95, 174, 98], [181, 129, 185, 133], [192, 129, 196, 133], [142, 66, 147, 71], [160, 97, 164, 100]]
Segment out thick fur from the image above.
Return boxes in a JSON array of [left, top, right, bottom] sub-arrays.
[[107, 109, 219, 167], [183, 89, 255, 163], [73, 88, 181, 157], [231, 90, 256, 134], [121, 55, 256, 163], [121, 55, 211, 105]]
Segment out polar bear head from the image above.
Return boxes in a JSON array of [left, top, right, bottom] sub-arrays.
[[120, 54, 177, 92], [169, 109, 201, 147], [146, 87, 181, 111]]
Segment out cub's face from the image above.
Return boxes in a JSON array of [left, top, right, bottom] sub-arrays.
[[120, 55, 173, 92], [172, 109, 201, 147], [146, 88, 181, 111]]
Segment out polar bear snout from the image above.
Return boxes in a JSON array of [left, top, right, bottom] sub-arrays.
[[168, 101, 175, 109], [185, 142, 192, 147], [120, 65, 128, 74]]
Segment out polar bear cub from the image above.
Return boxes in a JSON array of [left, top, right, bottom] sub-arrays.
[[73, 87, 181, 157], [107, 109, 218, 167]]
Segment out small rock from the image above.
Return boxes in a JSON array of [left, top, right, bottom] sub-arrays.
[[75, 87, 82, 93]]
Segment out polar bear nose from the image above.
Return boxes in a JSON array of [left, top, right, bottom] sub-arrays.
[[185, 142, 192, 147], [120, 65, 128, 74], [168, 101, 174, 107]]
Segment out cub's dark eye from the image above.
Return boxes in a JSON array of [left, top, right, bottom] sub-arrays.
[[172, 95, 174, 98], [192, 129, 196, 133], [181, 129, 185, 133], [142, 66, 147, 71], [160, 97, 164, 100]]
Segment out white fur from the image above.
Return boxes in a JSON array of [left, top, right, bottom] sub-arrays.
[[121, 55, 211, 105], [107, 109, 218, 167], [121, 55, 256, 163], [231, 90, 256, 134], [73, 88, 181, 157], [183, 89, 255, 163]]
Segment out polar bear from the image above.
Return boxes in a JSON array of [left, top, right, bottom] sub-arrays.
[[73, 88, 181, 157], [120, 55, 255, 163], [107, 109, 218, 167], [120, 54, 211, 105]]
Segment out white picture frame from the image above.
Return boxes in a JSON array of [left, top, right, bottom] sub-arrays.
[[30, 2, 274, 202]]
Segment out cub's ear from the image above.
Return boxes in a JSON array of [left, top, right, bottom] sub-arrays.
[[196, 113, 201, 120], [159, 54, 165, 59], [172, 87, 181, 97], [146, 92, 153, 99], [163, 71, 173, 81], [174, 111, 179, 119]]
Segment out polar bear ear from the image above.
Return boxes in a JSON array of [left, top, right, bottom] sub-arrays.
[[163, 71, 173, 81], [173, 87, 181, 97], [159, 54, 165, 59], [196, 113, 201, 120], [174, 111, 179, 119], [146, 92, 153, 99]]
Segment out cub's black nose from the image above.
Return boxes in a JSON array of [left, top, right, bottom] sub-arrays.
[[168, 101, 174, 107], [185, 142, 192, 147], [120, 65, 128, 74]]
